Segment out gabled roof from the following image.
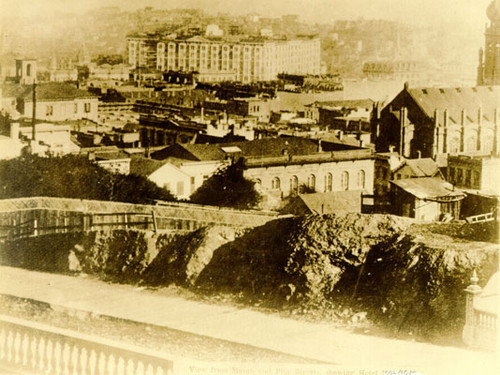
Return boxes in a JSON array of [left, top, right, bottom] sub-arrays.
[[228, 137, 318, 158], [391, 177, 464, 200], [152, 137, 320, 162], [394, 158, 440, 177], [130, 155, 168, 177], [405, 86, 500, 125], [298, 191, 362, 215], [16, 82, 97, 101]]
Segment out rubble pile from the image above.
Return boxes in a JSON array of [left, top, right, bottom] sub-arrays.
[[143, 226, 238, 286], [196, 214, 412, 302], [357, 231, 498, 338]]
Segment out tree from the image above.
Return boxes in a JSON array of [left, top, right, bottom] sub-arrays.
[[190, 159, 261, 210], [0, 154, 175, 204], [299, 183, 316, 194]]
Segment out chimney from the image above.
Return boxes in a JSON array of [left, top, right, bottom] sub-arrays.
[[389, 145, 395, 153], [338, 130, 344, 140], [417, 150, 422, 159], [318, 139, 323, 152]]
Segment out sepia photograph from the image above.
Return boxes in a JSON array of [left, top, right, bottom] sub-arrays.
[[0, 0, 498, 374]]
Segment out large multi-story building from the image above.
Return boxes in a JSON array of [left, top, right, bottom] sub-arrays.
[[126, 34, 321, 83]]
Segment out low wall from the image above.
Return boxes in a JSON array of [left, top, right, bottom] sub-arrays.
[[0, 314, 174, 375]]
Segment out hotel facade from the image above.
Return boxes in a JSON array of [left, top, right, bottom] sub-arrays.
[[127, 34, 321, 83]]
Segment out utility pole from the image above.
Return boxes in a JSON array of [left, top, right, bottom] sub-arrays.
[[31, 80, 36, 141]]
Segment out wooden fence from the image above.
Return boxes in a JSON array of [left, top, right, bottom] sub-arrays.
[[0, 197, 281, 240]]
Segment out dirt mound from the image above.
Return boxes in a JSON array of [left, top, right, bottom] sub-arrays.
[[194, 213, 498, 339], [79, 230, 157, 283], [196, 214, 413, 302], [357, 234, 499, 339], [408, 221, 498, 243], [143, 226, 238, 286]]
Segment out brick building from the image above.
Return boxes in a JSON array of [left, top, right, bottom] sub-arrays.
[[372, 85, 500, 161]]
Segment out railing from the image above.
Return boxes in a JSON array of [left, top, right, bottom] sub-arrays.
[[0, 314, 173, 375], [463, 271, 498, 351], [465, 211, 496, 224]]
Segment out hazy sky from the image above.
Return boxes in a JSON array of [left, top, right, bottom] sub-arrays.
[[0, 0, 492, 29]]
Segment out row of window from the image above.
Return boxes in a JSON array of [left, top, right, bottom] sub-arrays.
[[263, 171, 366, 193], [45, 103, 92, 117], [448, 167, 480, 188]]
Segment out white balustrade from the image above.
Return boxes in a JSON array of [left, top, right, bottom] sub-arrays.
[[0, 314, 173, 375]]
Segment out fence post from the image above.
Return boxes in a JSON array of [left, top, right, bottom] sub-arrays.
[[151, 210, 158, 233], [33, 219, 38, 237]]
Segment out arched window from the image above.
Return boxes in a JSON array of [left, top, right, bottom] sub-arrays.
[[272, 177, 280, 189], [290, 175, 298, 195], [324, 173, 332, 192], [308, 174, 316, 191], [341, 171, 349, 191], [357, 170, 365, 189]]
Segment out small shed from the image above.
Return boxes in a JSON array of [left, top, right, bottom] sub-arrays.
[[390, 177, 465, 221]]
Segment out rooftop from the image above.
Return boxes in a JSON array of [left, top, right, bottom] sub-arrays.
[[295, 191, 362, 215], [394, 158, 440, 177], [130, 155, 168, 177], [391, 177, 465, 201], [405, 86, 500, 124], [1, 82, 98, 101]]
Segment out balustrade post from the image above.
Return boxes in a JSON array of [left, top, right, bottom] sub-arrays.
[[463, 269, 482, 347]]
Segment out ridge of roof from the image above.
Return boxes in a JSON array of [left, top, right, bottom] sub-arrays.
[[19, 82, 98, 101]]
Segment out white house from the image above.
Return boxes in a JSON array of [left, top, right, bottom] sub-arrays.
[[1, 82, 99, 122], [130, 155, 225, 200]]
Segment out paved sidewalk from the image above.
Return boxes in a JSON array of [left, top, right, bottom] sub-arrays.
[[0, 266, 497, 374]]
